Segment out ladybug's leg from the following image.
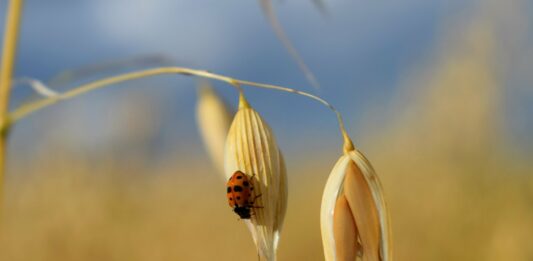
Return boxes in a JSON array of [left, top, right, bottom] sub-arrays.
[[253, 193, 262, 200], [249, 193, 264, 208], [250, 193, 262, 204]]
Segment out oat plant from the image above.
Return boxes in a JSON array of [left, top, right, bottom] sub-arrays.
[[1, 1, 392, 260], [198, 84, 392, 260]]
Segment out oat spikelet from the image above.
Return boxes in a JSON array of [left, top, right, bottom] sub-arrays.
[[321, 148, 392, 261], [224, 93, 287, 261], [196, 82, 233, 174]]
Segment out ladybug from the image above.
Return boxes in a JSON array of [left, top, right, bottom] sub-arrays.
[[226, 170, 261, 219]]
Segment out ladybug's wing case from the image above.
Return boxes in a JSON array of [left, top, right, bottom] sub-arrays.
[[232, 187, 248, 207], [226, 183, 236, 208], [240, 174, 254, 204], [226, 173, 238, 207], [227, 171, 252, 208]]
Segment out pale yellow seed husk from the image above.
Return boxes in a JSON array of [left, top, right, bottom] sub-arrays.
[[349, 149, 392, 261], [321, 154, 352, 261], [275, 150, 288, 239], [224, 94, 287, 261], [344, 159, 380, 261], [196, 83, 233, 174], [333, 194, 360, 261], [321, 150, 392, 261]]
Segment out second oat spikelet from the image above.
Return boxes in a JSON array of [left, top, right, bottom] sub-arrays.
[[321, 139, 392, 261], [224, 92, 287, 261]]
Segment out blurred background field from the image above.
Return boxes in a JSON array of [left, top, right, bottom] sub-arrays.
[[0, 0, 532, 260]]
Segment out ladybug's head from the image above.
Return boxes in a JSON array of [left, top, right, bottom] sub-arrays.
[[233, 206, 251, 219]]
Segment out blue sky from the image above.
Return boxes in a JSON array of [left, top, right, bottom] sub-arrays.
[[1, 0, 531, 161]]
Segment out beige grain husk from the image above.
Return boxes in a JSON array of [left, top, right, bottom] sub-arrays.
[[321, 149, 392, 261], [196, 82, 233, 174], [224, 93, 287, 261]]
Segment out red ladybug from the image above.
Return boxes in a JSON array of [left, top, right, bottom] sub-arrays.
[[226, 171, 261, 219]]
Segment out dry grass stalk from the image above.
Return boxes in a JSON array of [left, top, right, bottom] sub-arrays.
[[224, 93, 287, 261], [0, 0, 23, 115], [321, 149, 392, 261], [0, 0, 24, 195], [196, 81, 233, 174], [259, 0, 320, 89]]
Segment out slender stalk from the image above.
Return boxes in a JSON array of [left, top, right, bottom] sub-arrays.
[[259, 0, 320, 90], [4, 67, 354, 151], [0, 0, 24, 195]]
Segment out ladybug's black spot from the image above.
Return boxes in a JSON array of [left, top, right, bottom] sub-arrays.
[[250, 187, 254, 191], [233, 186, 243, 192], [229, 197, 233, 201], [243, 181, 250, 187], [236, 175, 243, 179], [237, 196, 241, 200], [227, 187, 232, 193]]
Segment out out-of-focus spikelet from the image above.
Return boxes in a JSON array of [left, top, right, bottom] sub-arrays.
[[196, 82, 233, 174], [224, 93, 287, 261], [321, 149, 392, 261]]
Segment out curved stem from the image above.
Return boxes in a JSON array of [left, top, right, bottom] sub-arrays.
[[234, 78, 354, 152], [4, 67, 354, 151]]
